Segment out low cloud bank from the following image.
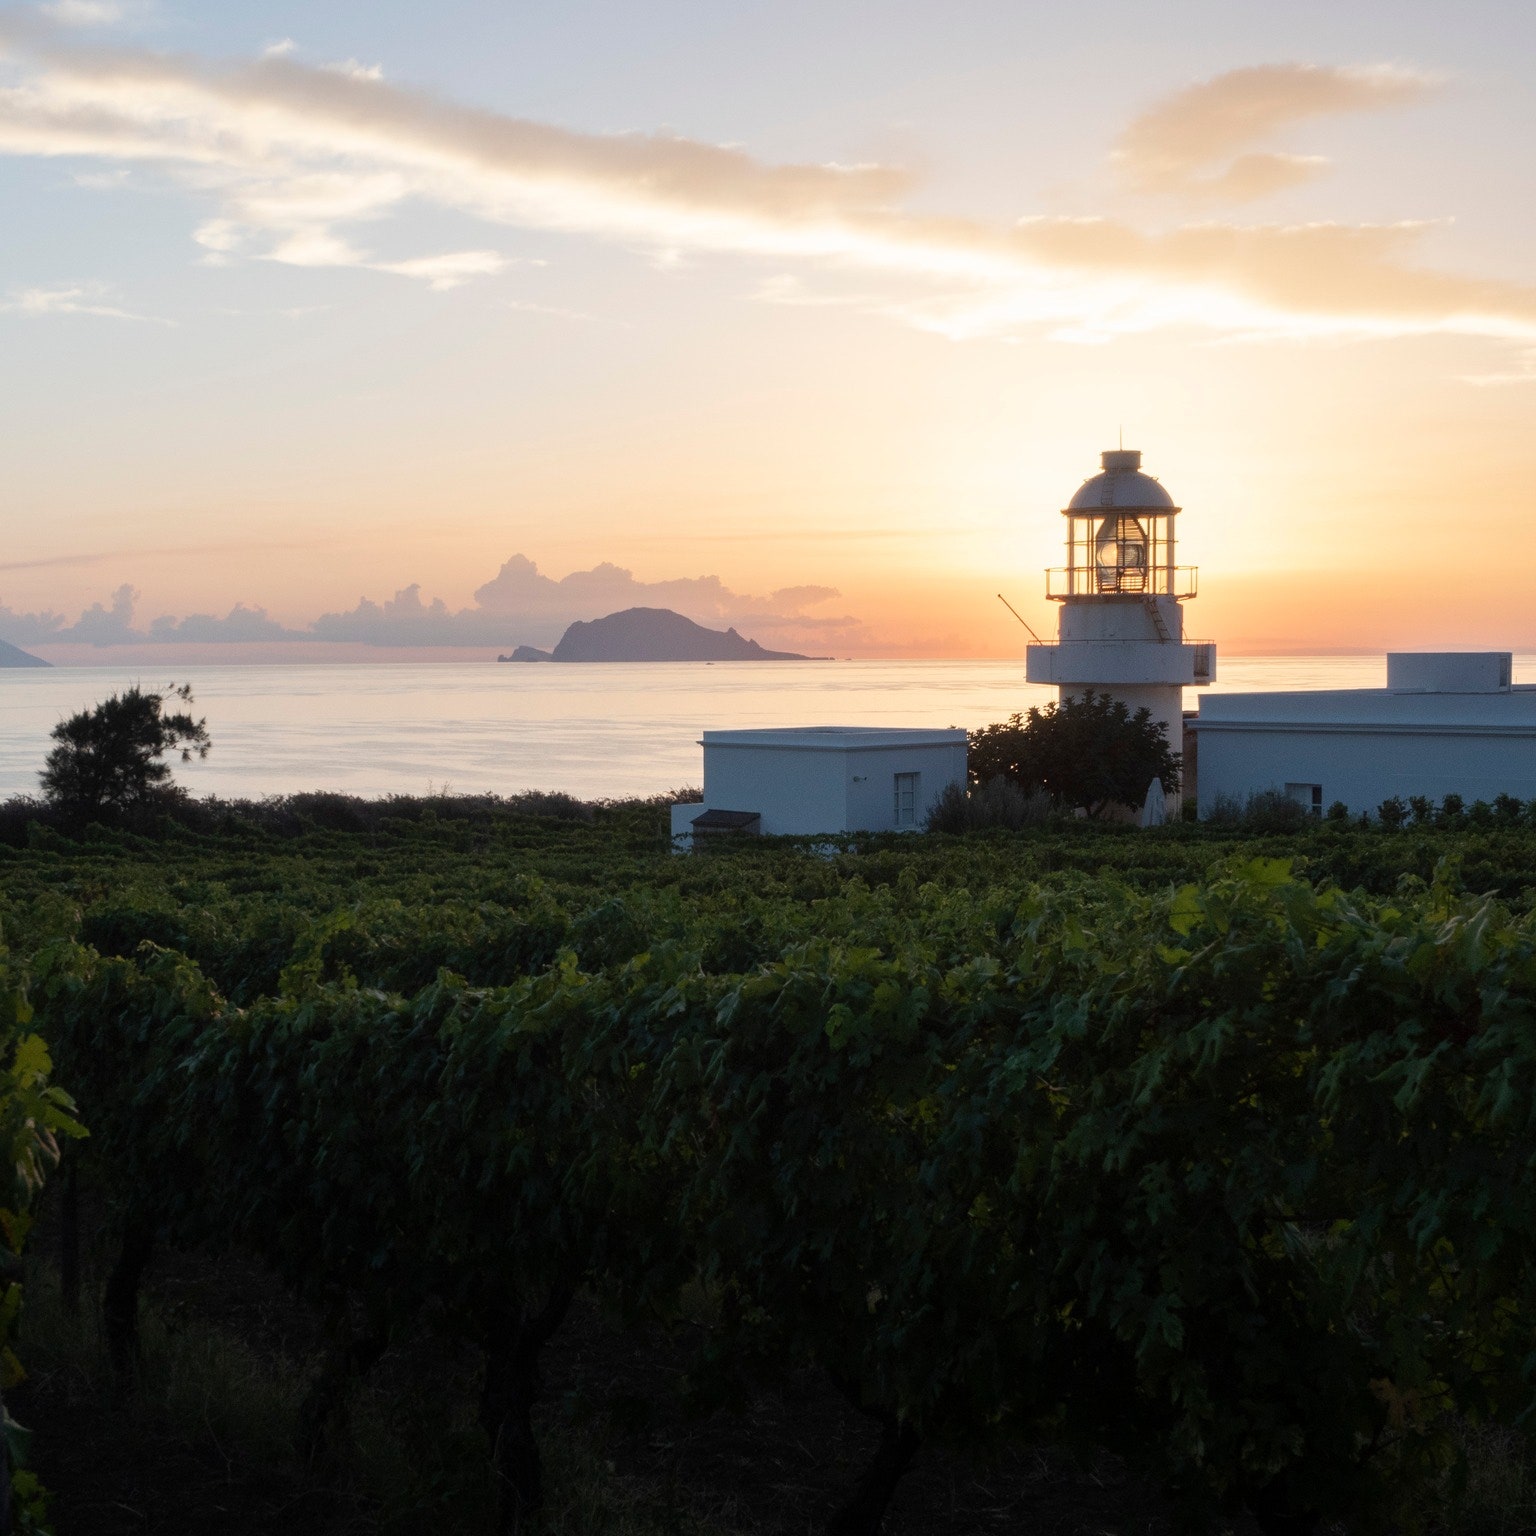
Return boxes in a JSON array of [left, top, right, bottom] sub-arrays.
[[0, 555, 863, 652]]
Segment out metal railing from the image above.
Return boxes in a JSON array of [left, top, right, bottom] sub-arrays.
[[1045, 565, 1199, 600]]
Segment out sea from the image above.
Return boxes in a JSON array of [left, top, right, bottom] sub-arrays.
[[0, 655, 1522, 804]]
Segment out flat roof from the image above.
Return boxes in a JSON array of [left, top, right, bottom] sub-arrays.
[[1196, 686, 1536, 734], [701, 727, 967, 751]]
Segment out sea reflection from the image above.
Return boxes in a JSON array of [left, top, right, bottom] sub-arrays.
[[0, 655, 1516, 802]]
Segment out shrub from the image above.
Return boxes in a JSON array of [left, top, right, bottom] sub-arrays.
[[924, 777, 1052, 834], [967, 692, 1179, 819], [1494, 793, 1524, 826], [1203, 788, 1310, 831], [1377, 796, 1409, 830], [1204, 792, 1244, 826], [1238, 787, 1311, 832]]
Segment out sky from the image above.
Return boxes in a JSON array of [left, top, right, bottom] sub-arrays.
[[0, 0, 1533, 659]]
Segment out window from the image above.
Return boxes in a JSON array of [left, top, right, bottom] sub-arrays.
[[1285, 783, 1323, 818], [894, 772, 919, 827]]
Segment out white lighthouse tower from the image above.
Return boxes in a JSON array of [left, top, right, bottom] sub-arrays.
[[1024, 448, 1215, 767]]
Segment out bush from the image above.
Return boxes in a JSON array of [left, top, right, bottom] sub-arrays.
[[1494, 793, 1524, 826], [924, 777, 1052, 833], [1203, 788, 1310, 831], [1377, 796, 1409, 830], [967, 692, 1179, 819], [1204, 792, 1244, 826], [1237, 787, 1312, 832]]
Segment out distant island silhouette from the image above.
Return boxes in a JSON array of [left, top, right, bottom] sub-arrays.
[[0, 639, 49, 668], [498, 607, 825, 663]]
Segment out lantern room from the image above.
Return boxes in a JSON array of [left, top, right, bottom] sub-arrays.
[[1046, 449, 1198, 601]]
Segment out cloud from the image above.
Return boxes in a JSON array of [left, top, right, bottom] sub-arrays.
[[376, 249, 505, 288], [0, 597, 67, 643], [64, 581, 138, 644], [1461, 351, 1536, 387], [336, 554, 851, 647], [1114, 63, 1433, 202], [503, 297, 624, 325], [0, 27, 1526, 353], [39, 0, 127, 26], [322, 58, 383, 82], [2, 280, 169, 321], [148, 603, 295, 641], [3, 557, 856, 651]]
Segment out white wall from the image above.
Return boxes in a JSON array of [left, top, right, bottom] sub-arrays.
[[1059, 598, 1183, 643], [1387, 653, 1511, 693], [672, 731, 968, 845], [844, 742, 969, 832], [1196, 725, 1536, 817], [704, 743, 850, 835]]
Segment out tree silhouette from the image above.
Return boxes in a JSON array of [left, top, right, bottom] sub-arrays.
[[40, 684, 210, 820], [967, 691, 1179, 819]]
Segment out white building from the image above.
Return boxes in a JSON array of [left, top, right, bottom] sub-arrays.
[[670, 727, 968, 847], [1192, 652, 1536, 817], [1025, 449, 1215, 760]]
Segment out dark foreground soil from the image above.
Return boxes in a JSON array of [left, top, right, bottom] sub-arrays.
[[13, 1230, 1196, 1536]]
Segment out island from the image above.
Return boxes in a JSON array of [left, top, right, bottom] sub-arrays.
[[498, 606, 825, 662], [0, 639, 49, 668]]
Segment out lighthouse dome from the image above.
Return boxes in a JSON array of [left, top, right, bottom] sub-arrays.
[[1065, 449, 1178, 513]]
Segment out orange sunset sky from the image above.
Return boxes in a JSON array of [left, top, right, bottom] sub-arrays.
[[1, 0, 1534, 660]]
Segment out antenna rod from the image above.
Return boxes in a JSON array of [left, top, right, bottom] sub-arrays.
[[997, 593, 1045, 645]]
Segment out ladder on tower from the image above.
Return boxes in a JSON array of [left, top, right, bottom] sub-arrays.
[[1144, 595, 1173, 643]]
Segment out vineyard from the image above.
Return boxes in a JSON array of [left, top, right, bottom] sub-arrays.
[[8, 795, 1536, 1533]]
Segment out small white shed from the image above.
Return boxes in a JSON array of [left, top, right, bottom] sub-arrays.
[[670, 727, 968, 847], [1192, 652, 1536, 818]]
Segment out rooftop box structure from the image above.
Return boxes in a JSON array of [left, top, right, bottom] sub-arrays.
[[1191, 652, 1535, 818], [670, 727, 967, 847], [1387, 652, 1512, 693]]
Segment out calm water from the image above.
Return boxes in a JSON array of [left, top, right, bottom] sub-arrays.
[[0, 655, 1509, 802]]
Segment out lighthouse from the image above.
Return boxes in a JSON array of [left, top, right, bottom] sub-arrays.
[[1024, 448, 1214, 769]]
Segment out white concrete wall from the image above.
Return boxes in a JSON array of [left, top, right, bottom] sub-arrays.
[[1387, 652, 1512, 693], [704, 743, 849, 835], [1196, 725, 1536, 817], [670, 802, 706, 842], [671, 731, 968, 845], [844, 742, 969, 832], [1059, 598, 1183, 643], [1027, 641, 1198, 686]]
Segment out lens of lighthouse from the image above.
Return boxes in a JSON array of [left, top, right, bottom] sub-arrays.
[[1095, 516, 1148, 590]]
